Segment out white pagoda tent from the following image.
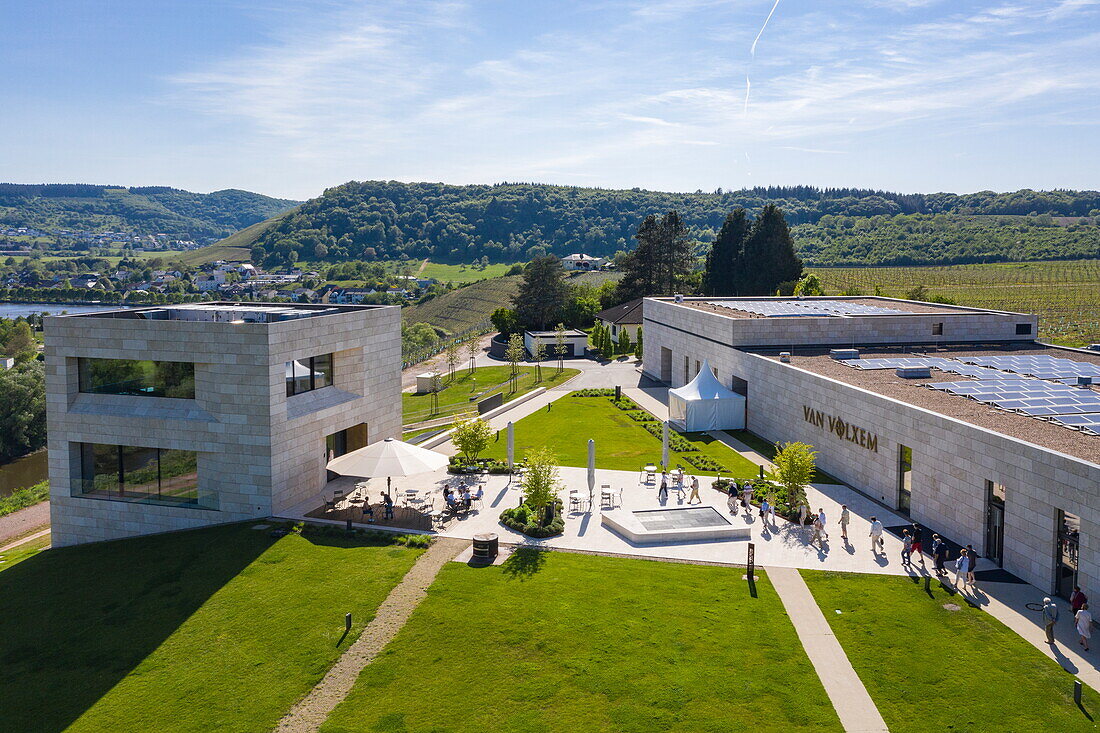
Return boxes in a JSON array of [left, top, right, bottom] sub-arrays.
[[667, 359, 746, 431]]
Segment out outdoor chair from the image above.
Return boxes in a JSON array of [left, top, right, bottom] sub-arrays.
[[332, 489, 344, 507], [569, 489, 583, 512]]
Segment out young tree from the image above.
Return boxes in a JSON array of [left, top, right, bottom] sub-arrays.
[[554, 323, 567, 373], [634, 327, 643, 360], [617, 327, 631, 356], [465, 336, 479, 376], [513, 255, 568, 330], [444, 340, 461, 382], [452, 418, 494, 463], [793, 273, 826, 296], [532, 339, 546, 383], [505, 333, 525, 390], [521, 447, 563, 524], [767, 442, 817, 511], [701, 209, 751, 296]]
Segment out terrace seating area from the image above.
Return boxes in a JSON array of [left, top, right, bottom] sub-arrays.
[[306, 474, 487, 532]]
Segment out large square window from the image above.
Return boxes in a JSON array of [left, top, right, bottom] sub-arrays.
[[285, 354, 335, 397], [79, 358, 195, 398], [78, 443, 202, 506]]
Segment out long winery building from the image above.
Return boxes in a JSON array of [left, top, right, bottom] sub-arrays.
[[642, 295, 1100, 598]]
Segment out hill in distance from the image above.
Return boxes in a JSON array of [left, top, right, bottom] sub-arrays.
[[207, 180, 1100, 268], [0, 183, 300, 241]]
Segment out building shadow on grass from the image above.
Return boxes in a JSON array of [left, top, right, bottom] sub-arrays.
[[0, 522, 276, 733], [500, 546, 548, 579]]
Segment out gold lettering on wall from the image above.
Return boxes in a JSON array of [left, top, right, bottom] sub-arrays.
[[802, 405, 879, 452]]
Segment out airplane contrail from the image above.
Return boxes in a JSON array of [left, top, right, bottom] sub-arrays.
[[744, 0, 781, 115]]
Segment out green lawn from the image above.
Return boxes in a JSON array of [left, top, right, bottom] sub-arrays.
[[481, 392, 761, 477], [0, 533, 49, 570], [322, 550, 842, 732], [403, 365, 579, 424], [0, 523, 423, 733], [726, 430, 843, 484], [802, 570, 1100, 732]]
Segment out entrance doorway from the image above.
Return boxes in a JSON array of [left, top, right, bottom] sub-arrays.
[[660, 347, 672, 383], [1056, 509, 1081, 600], [985, 480, 1005, 566], [897, 444, 912, 515]]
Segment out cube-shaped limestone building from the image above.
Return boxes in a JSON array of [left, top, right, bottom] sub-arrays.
[[45, 302, 401, 546]]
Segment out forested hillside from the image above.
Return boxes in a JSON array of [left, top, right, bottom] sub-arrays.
[[0, 184, 300, 239], [245, 180, 1100, 267]]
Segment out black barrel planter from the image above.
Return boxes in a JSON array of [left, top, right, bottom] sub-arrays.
[[472, 532, 499, 559], [488, 333, 510, 359]]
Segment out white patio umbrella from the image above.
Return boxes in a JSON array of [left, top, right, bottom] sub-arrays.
[[661, 420, 670, 469], [326, 437, 450, 492], [507, 421, 515, 470], [587, 439, 596, 504]]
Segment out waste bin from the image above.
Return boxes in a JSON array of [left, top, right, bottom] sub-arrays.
[[472, 532, 498, 559]]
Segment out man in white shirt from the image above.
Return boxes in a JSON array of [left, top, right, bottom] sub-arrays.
[[869, 516, 884, 553]]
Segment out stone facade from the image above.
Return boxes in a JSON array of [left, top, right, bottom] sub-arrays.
[[45, 303, 401, 546], [642, 296, 1099, 595]]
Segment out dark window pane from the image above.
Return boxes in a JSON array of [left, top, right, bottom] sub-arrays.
[[285, 360, 296, 396], [78, 358, 194, 398], [121, 445, 160, 500], [77, 443, 201, 506], [314, 353, 334, 389]]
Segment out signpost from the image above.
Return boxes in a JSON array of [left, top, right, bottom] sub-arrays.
[[747, 542, 755, 578]]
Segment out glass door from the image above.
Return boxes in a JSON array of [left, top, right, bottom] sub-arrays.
[[1056, 510, 1081, 600], [985, 481, 1005, 566], [897, 445, 912, 515]]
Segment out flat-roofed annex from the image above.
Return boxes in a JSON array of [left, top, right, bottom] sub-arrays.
[[668, 295, 1019, 319]]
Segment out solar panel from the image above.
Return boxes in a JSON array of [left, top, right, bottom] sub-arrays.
[[707, 299, 908, 318]]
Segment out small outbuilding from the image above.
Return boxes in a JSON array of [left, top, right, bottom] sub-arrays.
[[668, 359, 746, 431], [523, 329, 588, 358]]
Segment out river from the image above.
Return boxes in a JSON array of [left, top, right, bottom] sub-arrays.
[[0, 303, 124, 319], [0, 450, 48, 498]]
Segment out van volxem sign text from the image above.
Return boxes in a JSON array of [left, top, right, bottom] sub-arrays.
[[803, 405, 879, 452]]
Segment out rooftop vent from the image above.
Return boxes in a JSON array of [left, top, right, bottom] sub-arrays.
[[1077, 376, 1095, 387], [897, 366, 932, 379], [779, 352, 792, 363], [674, 293, 684, 303], [1089, 344, 1100, 352], [830, 349, 860, 361]]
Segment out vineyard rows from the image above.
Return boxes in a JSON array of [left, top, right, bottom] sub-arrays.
[[812, 260, 1100, 346]]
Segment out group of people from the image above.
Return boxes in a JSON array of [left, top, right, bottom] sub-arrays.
[[1042, 587, 1092, 651], [361, 490, 395, 522], [443, 482, 483, 512], [657, 470, 702, 505]]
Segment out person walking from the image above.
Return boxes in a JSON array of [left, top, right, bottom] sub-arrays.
[[839, 505, 850, 541], [932, 534, 948, 575], [811, 515, 825, 547], [910, 522, 926, 567], [688, 475, 701, 505], [901, 529, 913, 565], [1071, 586, 1088, 614], [658, 476, 669, 503], [798, 503, 809, 530], [1042, 597, 1060, 644], [766, 499, 777, 526], [869, 516, 884, 554], [741, 485, 753, 513], [953, 548, 968, 586], [727, 487, 740, 515], [965, 545, 978, 588], [760, 498, 771, 526], [817, 508, 828, 540], [1077, 603, 1093, 652]]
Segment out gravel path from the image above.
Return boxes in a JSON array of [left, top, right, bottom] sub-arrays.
[[0, 501, 50, 545], [275, 537, 467, 732]]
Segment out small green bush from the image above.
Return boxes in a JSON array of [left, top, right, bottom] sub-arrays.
[[499, 500, 564, 538], [625, 410, 657, 422], [574, 388, 616, 397]]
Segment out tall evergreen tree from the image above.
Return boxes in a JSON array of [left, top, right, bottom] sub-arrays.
[[615, 211, 696, 301], [701, 208, 750, 296], [741, 204, 803, 295], [513, 255, 569, 330]]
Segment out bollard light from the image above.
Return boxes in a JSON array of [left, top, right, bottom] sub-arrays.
[[345, 613, 353, 633]]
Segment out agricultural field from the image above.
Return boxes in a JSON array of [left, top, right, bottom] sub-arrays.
[[416, 260, 517, 283], [402, 275, 520, 336], [813, 260, 1100, 346]]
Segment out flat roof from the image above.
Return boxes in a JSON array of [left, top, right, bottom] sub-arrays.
[[61, 301, 383, 324], [758, 343, 1100, 464], [663, 296, 1015, 319]]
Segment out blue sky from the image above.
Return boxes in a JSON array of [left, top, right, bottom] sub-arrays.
[[2, 0, 1098, 200]]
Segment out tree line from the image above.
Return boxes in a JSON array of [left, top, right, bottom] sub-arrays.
[[246, 179, 1100, 266]]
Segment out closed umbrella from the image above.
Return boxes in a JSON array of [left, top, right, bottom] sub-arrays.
[[507, 421, 515, 470], [587, 439, 596, 505], [327, 437, 449, 493], [662, 420, 670, 469]]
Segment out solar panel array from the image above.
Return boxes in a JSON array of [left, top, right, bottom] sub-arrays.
[[837, 353, 1100, 436], [956, 355, 1100, 380], [924, 378, 1100, 435], [707, 300, 906, 318]]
